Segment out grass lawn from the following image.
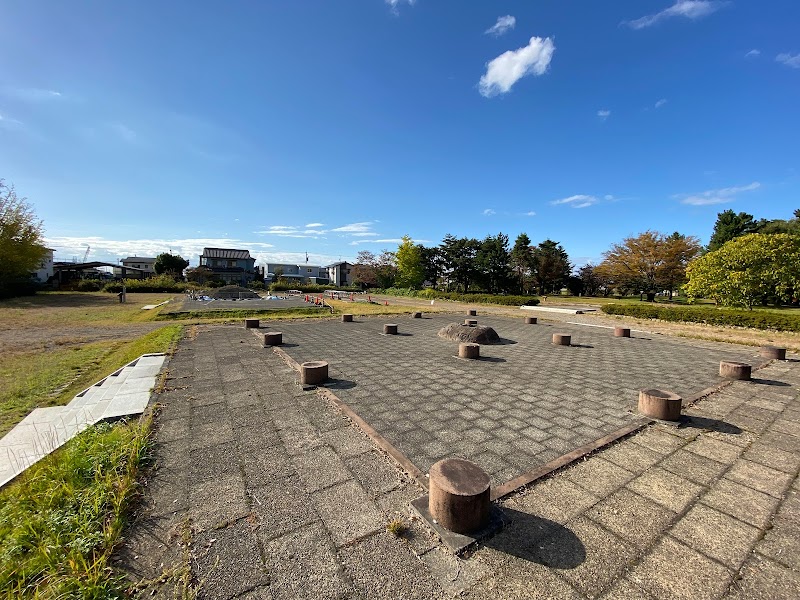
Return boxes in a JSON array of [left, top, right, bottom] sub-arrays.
[[0, 417, 152, 597], [545, 295, 800, 315]]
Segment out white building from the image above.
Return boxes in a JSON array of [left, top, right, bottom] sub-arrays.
[[114, 256, 156, 278], [326, 262, 352, 287], [33, 248, 55, 283]]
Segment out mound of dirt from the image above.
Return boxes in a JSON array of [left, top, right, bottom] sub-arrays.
[[209, 285, 260, 299], [438, 323, 501, 345]]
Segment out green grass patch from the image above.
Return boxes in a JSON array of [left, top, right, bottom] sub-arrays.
[[601, 303, 800, 332], [0, 325, 182, 437], [0, 417, 153, 597], [378, 288, 540, 307]]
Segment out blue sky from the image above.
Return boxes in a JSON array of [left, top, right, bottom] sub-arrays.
[[1, 0, 798, 268]]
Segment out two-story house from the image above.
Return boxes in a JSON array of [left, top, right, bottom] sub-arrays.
[[266, 263, 329, 285], [32, 248, 55, 283], [200, 248, 259, 286], [114, 256, 156, 279], [326, 262, 352, 287]]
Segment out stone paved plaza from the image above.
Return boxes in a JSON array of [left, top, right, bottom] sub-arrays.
[[275, 314, 765, 486], [120, 317, 800, 599]]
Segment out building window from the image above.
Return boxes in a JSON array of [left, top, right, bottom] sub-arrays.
[[307, 268, 312, 273]]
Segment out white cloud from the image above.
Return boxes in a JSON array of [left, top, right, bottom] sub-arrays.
[[655, 98, 668, 108], [597, 109, 611, 120], [677, 181, 761, 206], [483, 208, 496, 216], [110, 123, 137, 143], [330, 222, 375, 233], [3, 87, 63, 101], [745, 49, 761, 58], [255, 225, 326, 239], [624, 1, 724, 30], [551, 194, 598, 209], [305, 222, 325, 228], [385, 0, 415, 14], [485, 15, 516, 37], [0, 113, 24, 128], [478, 36, 555, 97], [524, 211, 536, 217], [604, 194, 615, 201], [350, 232, 379, 237], [776, 53, 800, 69], [350, 237, 432, 246]]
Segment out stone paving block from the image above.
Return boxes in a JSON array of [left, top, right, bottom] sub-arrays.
[[512, 477, 600, 525], [741, 441, 800, 474], [685, 435, 743, 464], [760, 429, 800, 454], [189, 475, 249, 530], [241, 446, 296, 487], [291, 446, 352, 493], [598, 578, 657, 599], [189, 420, 234, 451], [249, 475, 319, 542], [420, 545, 489, 598], [259, 522, 353, 599], [341, 533, 445, 599], [659, 449, 728, 486], [564, 457, 636, 497], [627, 467, 704, 513], [345, 450, 403, 495], [547, 517, 638, 598], [194, 519, 269, 599], [188, 441, 240, 483], [701, 477, 781, 529], [671, 503, 761, 570], [586, 488, 677, 551], [726, 554, 800, 600], [628, 536, 732, 600], [311, 480, 384, 547], [629, 427, 686, 455], [464, 564, 582, 599], [756, 489, 800, 569], [599, 440, 663, 474], [319, 426, 373, 458], [155, 417, 190, 443], [725, 459, 793, 498]]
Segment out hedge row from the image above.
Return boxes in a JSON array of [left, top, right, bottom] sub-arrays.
[[269, 282, 361, 293], [103, 276, 190, 293], [378, 287, 540, 307], [601, 303, 800, 332]]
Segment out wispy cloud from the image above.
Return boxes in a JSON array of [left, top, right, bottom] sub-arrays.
[[485, 15, 516, 37], [676, 181, 761, 205], [655, 98, 668, 108], [350, 237, 431, 246], [305, 222, 325, 228], [0, 113, 24, 128], [110, 123, 137, 143], [254, 225, 326, 239], [745, 49, 761, 58], [776, 53, 800, 69], [597, 109, 611, 120], [385, 0, 415, 15], [551, 194, 599, 209], [3, 87, 63, 101], [623, 1, 725, 30], [330, 222, 375, 233], [479, 36, 555, 97], [524, 211, 537, 217], [483, 208, 496, 216]]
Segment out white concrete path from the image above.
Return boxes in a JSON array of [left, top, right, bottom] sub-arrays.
[[0, 353, 167, 488]]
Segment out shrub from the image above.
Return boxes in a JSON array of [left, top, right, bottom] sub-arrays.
[[377, 288, 539, 307], [269, 282, 361, 293], [249, 280, 265, 290], [103, 275, 188, 293], [601, 303, 800, 332], [75, 280, 103, 292]]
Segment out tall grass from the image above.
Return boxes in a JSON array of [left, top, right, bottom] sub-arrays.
[[0, 418, 153, 597]]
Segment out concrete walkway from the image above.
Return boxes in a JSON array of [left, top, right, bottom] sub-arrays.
[[120, 323, 800, 599]]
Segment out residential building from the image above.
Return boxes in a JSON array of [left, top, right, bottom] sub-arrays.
[[33, 248, 55, 283], [266, 263, 329, 285], [200, 248, 260, 286], [326, 261, 352, 287], [113, 256, 156, 278]]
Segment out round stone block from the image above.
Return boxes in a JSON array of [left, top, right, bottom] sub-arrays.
[[638, 389, 682, 421], [428, 458, 490, 534], [300, 361, 329, 385], [760, 345, 786, 360], [614, 327, 631, 338], [412, 312, 422, 318], [552, 333, 571, 346], [468, 309, 477, 317], [383, 323, 398, 335], [524, 316, 538, 325], [720, 361, 751, 380], [244, 318, 260, 329], [459, 343, 480, 359], [341, 314, 353, 322], [262, 332, 282, 346], [464, 319, 478, 327]]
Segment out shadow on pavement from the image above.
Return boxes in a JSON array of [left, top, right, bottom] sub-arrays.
[[324, 378, 357, 390], [752, 378, 791, 387], [679, 415, 743, 435]]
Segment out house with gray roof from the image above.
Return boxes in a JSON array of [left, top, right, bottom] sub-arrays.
[[200, 248, 261, 286]]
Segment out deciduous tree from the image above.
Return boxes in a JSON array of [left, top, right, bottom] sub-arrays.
[[154, 252, 189, 279], [395, 236, 425, 288], [685, 233, 800, 309], [0, 180, 46, 298]]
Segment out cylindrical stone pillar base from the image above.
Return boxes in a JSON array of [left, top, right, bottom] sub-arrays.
[[464, 319, 478, 327], [524, 316, 538, 325], [262, 332, 282, 347], [468, 309, 477, 317], [760, 345, 786, 360], [428, 458, 490, 535], [638, 389, 682, 421], [459, 343, 480, 359], [412, 312, 422, 318], [383, 323, 398, 335], [244, 318, 260, 329], [614, 327, 631, 338], [300, 361, 328, 385], [552, 333, 571, 346], [720, 361, 751, 380], [341, 314, 353, 322]]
